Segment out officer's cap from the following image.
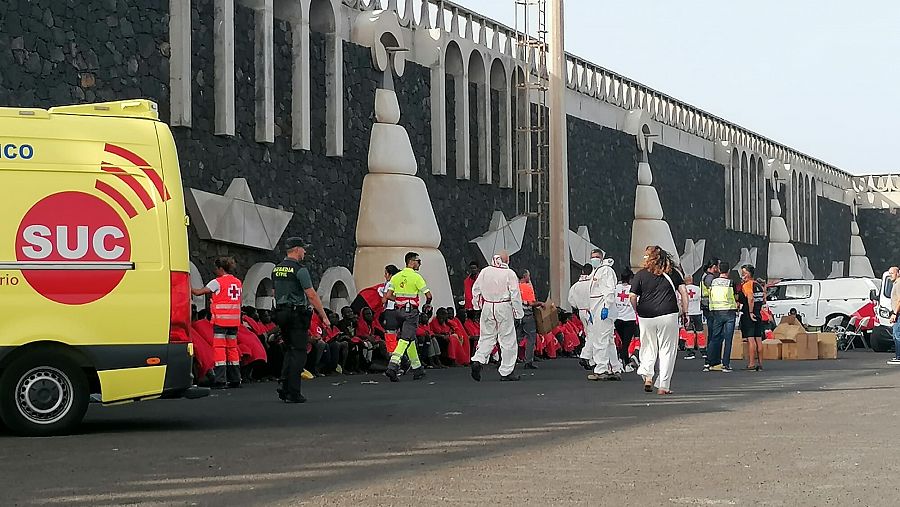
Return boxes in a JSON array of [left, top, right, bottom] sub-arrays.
[[284, 237, 310, 250]]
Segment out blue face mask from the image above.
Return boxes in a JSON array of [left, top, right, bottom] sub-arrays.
[[590, 257, 603, 269]]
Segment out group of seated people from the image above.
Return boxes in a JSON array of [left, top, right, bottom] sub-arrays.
[[188, 301, 603, 385]]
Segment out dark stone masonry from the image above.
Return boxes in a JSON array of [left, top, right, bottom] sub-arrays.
[[0, 0, 860, 297]]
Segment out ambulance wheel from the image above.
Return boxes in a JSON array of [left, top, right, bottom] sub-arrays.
[[0, 351, 89, 436]]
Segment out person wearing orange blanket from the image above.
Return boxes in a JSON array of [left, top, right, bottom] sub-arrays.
[[446, 307, 471, 366], [430, 308, 468, 366], [190, 309, 216, 384]]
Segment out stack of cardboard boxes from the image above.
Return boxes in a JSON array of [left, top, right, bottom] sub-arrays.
[[758, 315, 838, 361]]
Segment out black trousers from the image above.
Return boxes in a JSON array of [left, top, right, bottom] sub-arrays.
[[275, 306, 312, 397], [614, 319, 638, 364]]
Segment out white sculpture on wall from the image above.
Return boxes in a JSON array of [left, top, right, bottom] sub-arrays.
[[628, 117, 680, 269], [828, 261, 845, 279], [732, 247, 758, 272], [680, 239, 706, 277], [185, 178, 293, 250], [568, 225, 600, 266], [798, 256, 816, 280], [766, 194, 803, 280], [844, 189, 876, 278], [470, 211, 528, 262], [351, 9, 454, 310]]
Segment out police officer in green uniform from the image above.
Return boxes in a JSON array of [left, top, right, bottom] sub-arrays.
[[704, 260, 738, 373], [272, 237, 329, 403]]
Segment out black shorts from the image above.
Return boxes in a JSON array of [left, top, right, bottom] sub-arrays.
[[740, 315, 764, 338]]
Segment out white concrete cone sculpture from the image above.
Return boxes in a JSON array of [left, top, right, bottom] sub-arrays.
[[849, 221, 875, 277], [352, 87, 454, 310], [843, 188, 875, 278], [630, 158, 680, 268], [766, 198, 803, 279]]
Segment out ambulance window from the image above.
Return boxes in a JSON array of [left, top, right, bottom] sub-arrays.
[[783, 284, 812, 300], [884, 277, 893, 299]]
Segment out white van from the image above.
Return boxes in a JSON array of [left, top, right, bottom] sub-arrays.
[[766, 277, 879, 328], [869, 271, 895, 352]]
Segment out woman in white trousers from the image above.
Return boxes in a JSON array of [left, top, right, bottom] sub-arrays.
[[628, 246, 689, 395]]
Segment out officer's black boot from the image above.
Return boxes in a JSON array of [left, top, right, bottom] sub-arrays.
[[470, 361, 483, 382], [384, 364, 400, 383], [412, 368, 426, 380]]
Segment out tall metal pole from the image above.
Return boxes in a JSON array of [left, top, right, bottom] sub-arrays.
[[547, 0, 570, 306]]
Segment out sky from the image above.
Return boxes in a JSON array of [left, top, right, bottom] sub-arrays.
[[448, 0, 899, 175]]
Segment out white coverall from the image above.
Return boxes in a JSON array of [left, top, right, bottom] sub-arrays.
[[569, 264, 622, 374], [471, 265, 525, 377]]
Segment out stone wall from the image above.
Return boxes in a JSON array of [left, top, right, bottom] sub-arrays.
[[0, 0, 168, 108], [0, 0, 860, 296], [857, 208, 899, 275]]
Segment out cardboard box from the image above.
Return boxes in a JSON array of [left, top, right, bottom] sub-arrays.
[[773, 321, 804, 343], [761, 338, 782, 360], [782, 332, 818, 360], [730, 332, 744, 360], [779, 315, 802, 326], [817, 332, 838, 359], [535, 301, 559, 335]]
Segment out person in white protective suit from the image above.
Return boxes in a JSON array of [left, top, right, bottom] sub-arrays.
[[568, 249, 623, 381], [470, 252, 525, 382]]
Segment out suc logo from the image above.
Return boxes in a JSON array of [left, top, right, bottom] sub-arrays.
[[15, 191, 132, 305]]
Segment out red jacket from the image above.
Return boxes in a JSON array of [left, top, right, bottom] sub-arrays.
[[448, 318, 468, 338], [429, 319, 452, 336], [463, 319, 480, 337]]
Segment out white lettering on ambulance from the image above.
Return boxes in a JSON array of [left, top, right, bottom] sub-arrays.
[[22, 225, 52, 259], [21, 225, 127, 261], [57, 225, 89, 259], [93, 226, 125, 259]]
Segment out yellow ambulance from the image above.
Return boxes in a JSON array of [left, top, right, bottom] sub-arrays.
[[0, 99, 207, 436]]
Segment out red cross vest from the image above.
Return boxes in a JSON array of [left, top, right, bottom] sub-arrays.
[[210, 274, 242, 328]]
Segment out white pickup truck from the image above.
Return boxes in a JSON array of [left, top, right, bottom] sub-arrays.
[[765, 277, 879, 328], [869, 271, 896, 352]]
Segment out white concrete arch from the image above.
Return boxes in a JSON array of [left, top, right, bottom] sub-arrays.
[[445, 40, 470, 180], [811, 176, 818, 243], [511, 64, 531, 194], [731, 149, 741, 231], [490, 58, 512, 189], [242, 262, 276, 308], [741, 151, 750, 232], [749, 154, 758, 234], [308, 0, 344, 156], [798, 173, 807, 243], [725, 148, 738, 229], [757, 156, 767, 235], [190, 261, 206, 311], [789, 170, 798, 241], [317, 266, 358, 313], [468, 49, 490, 185]]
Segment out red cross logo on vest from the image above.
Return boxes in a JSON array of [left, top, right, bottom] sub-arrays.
[[687, 289, 696, 299], [617, 290, 629, 302], [228, 284, 241, 300]]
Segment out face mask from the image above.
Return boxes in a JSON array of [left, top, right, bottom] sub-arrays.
[[590, 257, 603, 269]]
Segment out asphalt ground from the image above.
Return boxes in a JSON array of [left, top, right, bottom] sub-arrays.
[[2, 351, 899, 506]]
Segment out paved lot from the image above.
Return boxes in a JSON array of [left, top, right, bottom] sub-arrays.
[[3, 351, 899, 506]]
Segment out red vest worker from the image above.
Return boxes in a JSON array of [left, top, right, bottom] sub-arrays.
[[192, 256, 243, 389]]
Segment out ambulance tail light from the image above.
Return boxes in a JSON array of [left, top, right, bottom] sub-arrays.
[[169, 271, 191, 343]]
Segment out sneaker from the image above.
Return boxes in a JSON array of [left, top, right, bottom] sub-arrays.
[[524, 362, 538, 370], [578, 358, 593, 371], [624, 365, 635, 373], [500, 374, 521, 382], [888, 359, 900, 365], [276, 387, 287, 401], [301, 370, 314, 380], [722, 365, 733, 373], [384, 368, 399, 383], [701, 352, 708, 359], [587, 372, 612, 381], [412, 368, 426, 380], [709, 364, 724, 372], [608, 372, 623, 381], [335, 365, 343, 374], [684, 353, 696, 360]]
